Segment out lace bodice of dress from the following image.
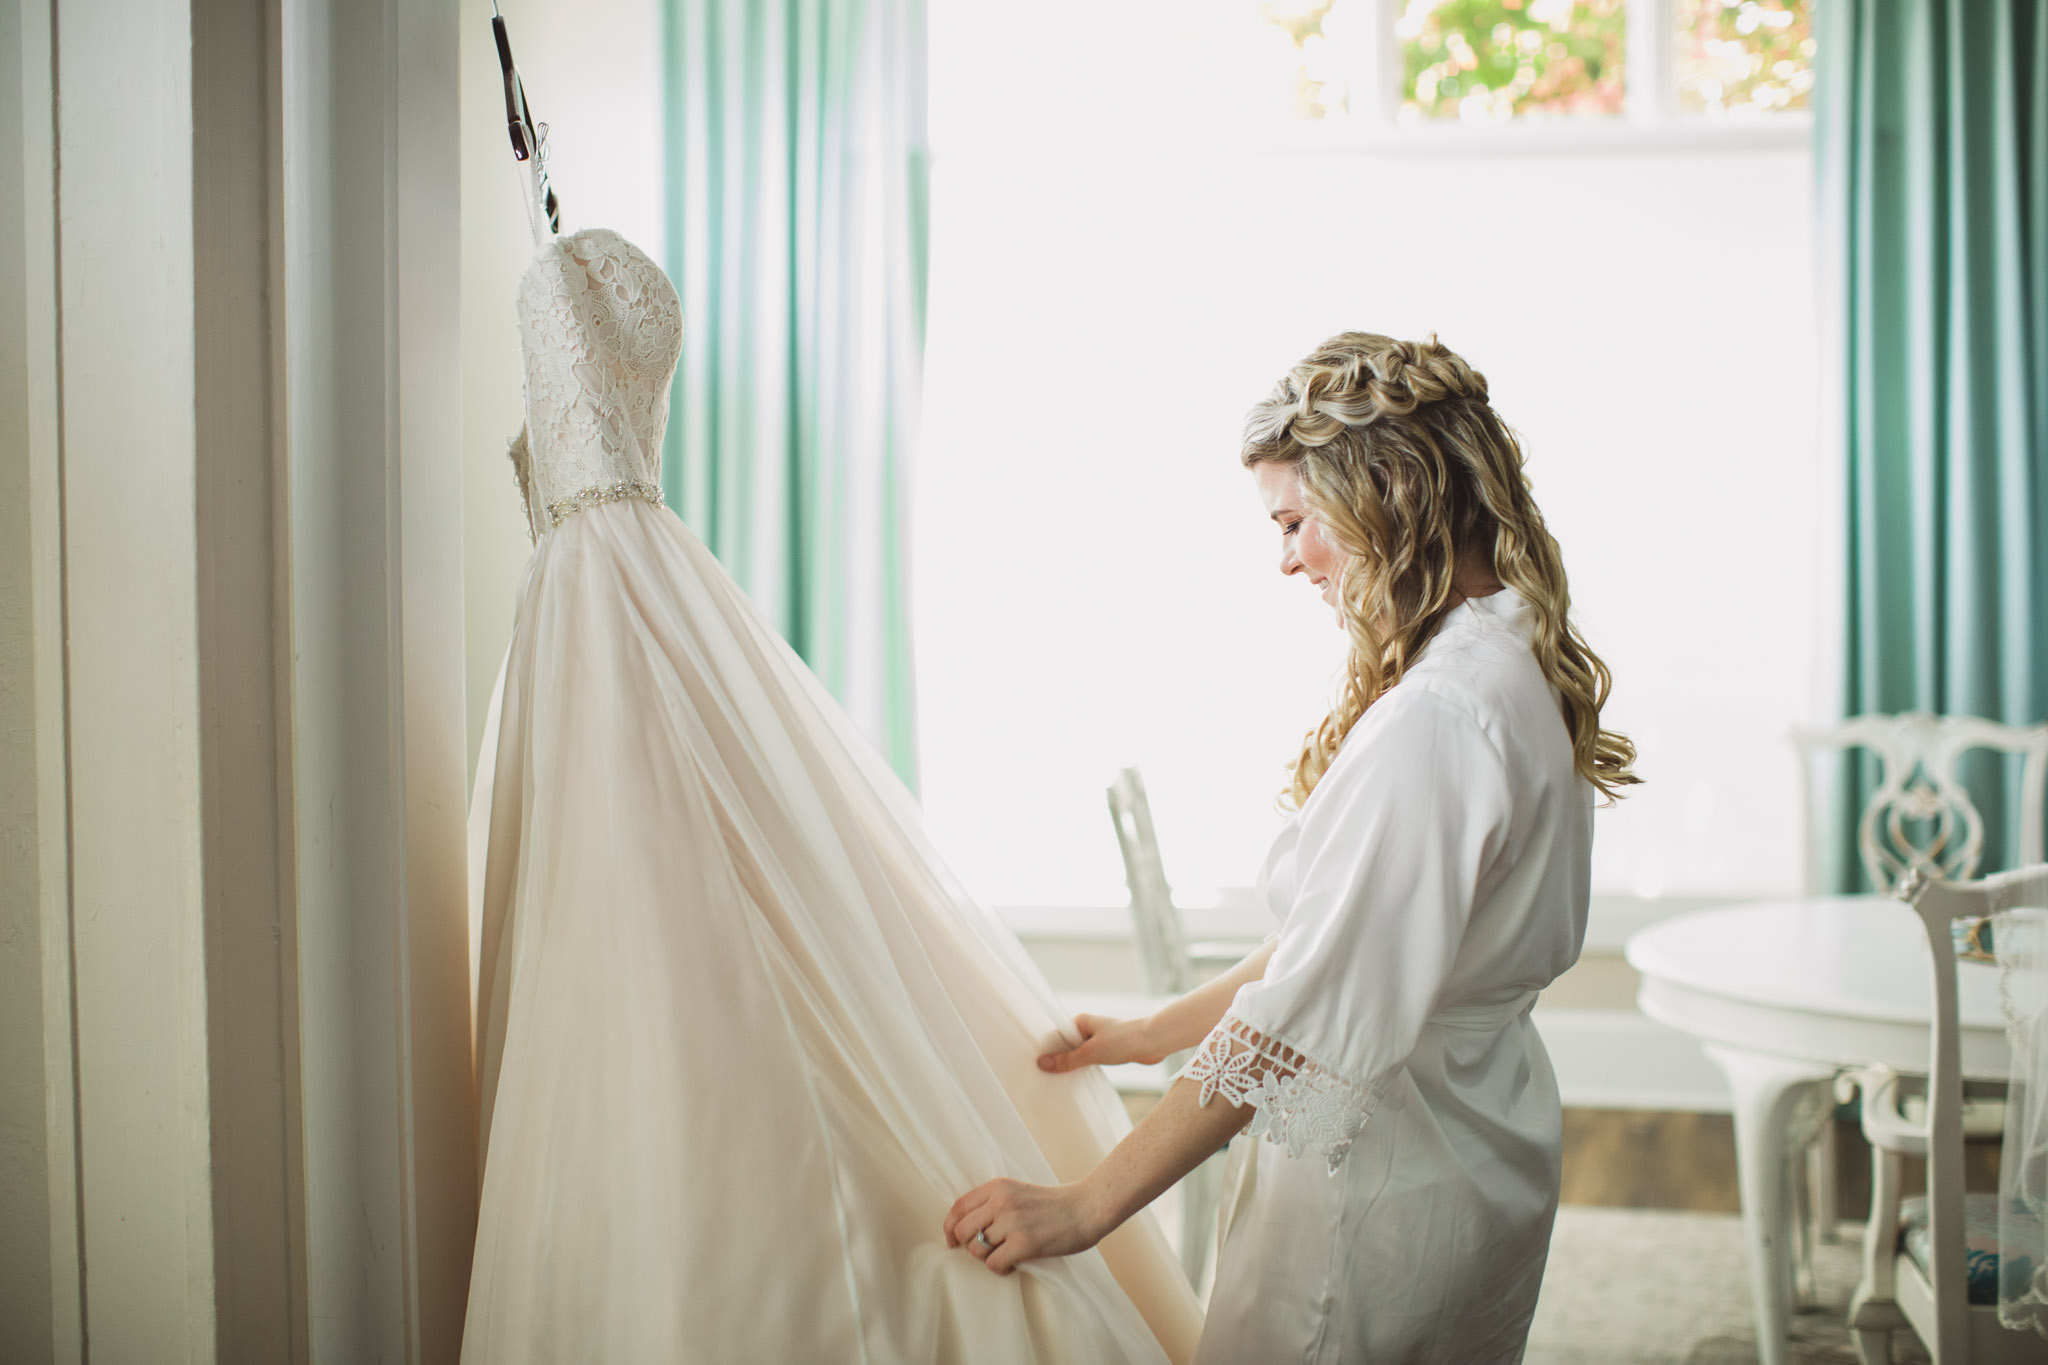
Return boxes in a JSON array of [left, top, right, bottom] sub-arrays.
[[508, 228, 683, 541]]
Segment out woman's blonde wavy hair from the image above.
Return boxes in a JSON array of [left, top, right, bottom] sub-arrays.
[[1244, 331, 1639, 809]]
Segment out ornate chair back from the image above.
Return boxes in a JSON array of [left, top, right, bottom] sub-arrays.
[[1793, 714, 2048, 896], [1875, 867, 2048, 1361], [1107, 767, 1195, 998]]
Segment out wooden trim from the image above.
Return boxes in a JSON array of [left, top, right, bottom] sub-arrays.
[[280, 0, 474, 1356], [192, 0, 307, 1357], [0, 1, 82, 1360]]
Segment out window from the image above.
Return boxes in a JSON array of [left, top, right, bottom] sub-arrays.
[[1252, 0, 1814, 132], [1397, 0, 1629, 123], [1674, 0, 1816, 115]]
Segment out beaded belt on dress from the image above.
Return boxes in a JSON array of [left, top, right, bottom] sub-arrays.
[[539, 479, 666, 534]]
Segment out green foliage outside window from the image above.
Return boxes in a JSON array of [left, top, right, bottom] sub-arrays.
[[1257, 0, 1812, 125], [1399, 0, 1627, 122], [1675, 0, 1816, 115]]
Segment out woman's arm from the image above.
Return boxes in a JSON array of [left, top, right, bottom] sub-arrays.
[[1037, 937, 1277, 1073], [943, 1076, 1253, 1274]]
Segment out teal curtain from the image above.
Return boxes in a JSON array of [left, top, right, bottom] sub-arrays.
[[660, 0, 928, 787], [1820, 0, 2047, 888]]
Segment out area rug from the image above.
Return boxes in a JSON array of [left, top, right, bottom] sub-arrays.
[[1527, 1207, 1930, 1365]]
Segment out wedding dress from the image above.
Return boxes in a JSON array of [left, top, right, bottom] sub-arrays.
[[460, 226, 1201, 1364]]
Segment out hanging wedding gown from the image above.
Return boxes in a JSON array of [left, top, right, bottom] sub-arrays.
[[461, 226, 1201, 1364]]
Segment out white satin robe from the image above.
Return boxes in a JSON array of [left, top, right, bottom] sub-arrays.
[[1183, 589, 1594, 1365]]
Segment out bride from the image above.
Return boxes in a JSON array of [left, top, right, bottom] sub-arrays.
[[458, 207, 1200, 1361]]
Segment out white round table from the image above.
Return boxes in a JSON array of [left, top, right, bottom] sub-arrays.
[[1626, 896, 2009, 1365]]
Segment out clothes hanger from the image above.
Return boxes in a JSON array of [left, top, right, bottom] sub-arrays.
[[492, 1, 561, 242]]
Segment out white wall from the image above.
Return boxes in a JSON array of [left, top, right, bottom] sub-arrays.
[[915, 0, 1827, 920], [462, 0, 664, 777]]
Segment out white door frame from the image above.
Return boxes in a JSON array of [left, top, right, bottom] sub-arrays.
[[0, 2, 476, 1361]]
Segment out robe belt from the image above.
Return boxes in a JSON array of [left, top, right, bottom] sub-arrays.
[[1427, 989, 1540, 1033]]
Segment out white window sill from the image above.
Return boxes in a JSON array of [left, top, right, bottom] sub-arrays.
[[995, 890, 1763, 955], [1206, 112, 1812, 158], [993, 892, 1275, 945], [933, 112, 1811, 166]]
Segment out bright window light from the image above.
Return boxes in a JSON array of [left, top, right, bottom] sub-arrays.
[[1675, 0, 1817, 117], [917, 0, 1825, 919]]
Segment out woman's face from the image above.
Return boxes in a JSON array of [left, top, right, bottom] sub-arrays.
[[1253, 461, 1348, 617]]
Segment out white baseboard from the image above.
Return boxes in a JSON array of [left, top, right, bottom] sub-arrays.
[[1533, 1007, 1732, 1113]]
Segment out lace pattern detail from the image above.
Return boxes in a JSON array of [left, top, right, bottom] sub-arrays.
[[1177, 1011, 1381, 1174], [512, 229, 683, 540], [1988, 871, 2048, 1334]]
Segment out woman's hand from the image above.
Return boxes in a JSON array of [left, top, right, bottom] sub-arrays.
[[1050, 938, 1277, 1069], [943, 1177, 1110, 1275], [946, 1077, 1255, 1279], [1037, 1013, 1164, 1073]]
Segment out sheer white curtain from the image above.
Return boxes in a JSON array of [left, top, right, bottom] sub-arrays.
[[1995, 870, 2048, 1335]]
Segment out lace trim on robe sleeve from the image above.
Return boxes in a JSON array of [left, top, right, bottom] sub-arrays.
[[1175, 1011, 1383, 1175]]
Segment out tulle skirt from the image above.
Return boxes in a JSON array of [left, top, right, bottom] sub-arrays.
[[461, 498, 1201, 1364]]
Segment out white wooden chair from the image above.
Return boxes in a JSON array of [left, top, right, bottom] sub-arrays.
[[1790, 716, 2048, 1286], [1837, 865, 2048, 1365], [1103, 766, 1264, 1288], [1106, 767, 1263, 1002], [1793, 714, 2048, 898]]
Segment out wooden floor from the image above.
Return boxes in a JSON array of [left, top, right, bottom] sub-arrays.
[[1560, 1108, 1742, 1212], [1124, 1099, 2001, 1214], [1560, 1109, 2004, 1213]]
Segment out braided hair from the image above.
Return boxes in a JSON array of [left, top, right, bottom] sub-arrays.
[[1244, 331, 1639, 807]]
